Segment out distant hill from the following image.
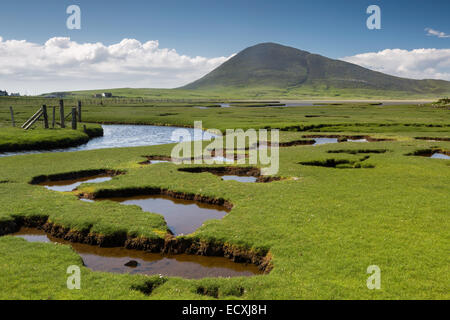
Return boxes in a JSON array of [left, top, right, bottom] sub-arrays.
[[181, 43, 450, 95]]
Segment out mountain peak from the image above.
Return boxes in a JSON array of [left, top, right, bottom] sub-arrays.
[[246, 42, 309, 51], [182, 42, 312, 89], [181, 43, 450, 95]]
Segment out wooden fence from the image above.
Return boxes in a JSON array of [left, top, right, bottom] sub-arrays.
[[12, 100, 82, 130]]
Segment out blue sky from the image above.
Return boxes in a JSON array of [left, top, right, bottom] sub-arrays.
[[0, 0, 449, 93], [1, 0, 448, 58]]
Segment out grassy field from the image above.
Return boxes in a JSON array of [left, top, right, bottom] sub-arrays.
[[77, 103, 449, 132], [0, 126, 103, 152], [1, 98, 447, 153], [2, 98, 449, 131], [0, 100, 448, 300], [46, 86, 448, 100]]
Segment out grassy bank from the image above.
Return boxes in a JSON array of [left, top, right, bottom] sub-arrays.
[[0, 101, 448, 299], [0, 125, 103, 153], [0, 139, 448, 299], [0, 236, 169, 299]]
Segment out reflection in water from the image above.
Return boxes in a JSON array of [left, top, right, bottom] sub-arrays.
[[431, 153, 450, 160], [0, 124, 214, 158], [13, 228, 261, 278], [77, 125, 190, 151], [220, 175, 257, 183], [96, 195, 230, 236], [40, 174, 112, 192], [312, 138, 369, 145], [148, 160, 170, 164], [313, 138, 339, 145], [283, 103, 319, 107], [80, 198, 95, 203], [210, 156, 236, 163]]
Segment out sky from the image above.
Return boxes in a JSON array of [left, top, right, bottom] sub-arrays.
[[0, 0, 449, 94]]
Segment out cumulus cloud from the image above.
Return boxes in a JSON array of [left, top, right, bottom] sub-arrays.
[[341, 48, 450, 81], [0, 37, 232, 94], [425, 28, 450, 38]]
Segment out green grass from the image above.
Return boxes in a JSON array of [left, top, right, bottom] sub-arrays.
[[4, 100, 447, 131], [0, 236, 171, 300], [2, 100, 448, 153], [48, 86, 448, 100], [0, 101, 449, 300], [0, 126, 102, 152], [78, 103, 450, 133]]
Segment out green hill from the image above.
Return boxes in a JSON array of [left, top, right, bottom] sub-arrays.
[[46, 42, 450, 100], [181, 43, 450, 96]]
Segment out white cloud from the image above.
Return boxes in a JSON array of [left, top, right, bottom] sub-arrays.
[[425, 28, 450, 38], [2, 37, 449, 95], [341, 48, 450, 81], [0, 37, 232, 94]]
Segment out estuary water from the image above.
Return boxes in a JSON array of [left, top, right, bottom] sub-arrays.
[[0, 124, 212, 158]]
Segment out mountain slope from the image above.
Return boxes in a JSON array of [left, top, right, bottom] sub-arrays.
[[181, 43, 450, 95]]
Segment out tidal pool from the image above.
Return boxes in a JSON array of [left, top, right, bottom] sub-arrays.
[[312, 137, 369, 145], [219, 175, 258, 183], [347, 138, 368, 143], [94, 195, 231, 236], [313, 138, 339, 145], [40, 174, 113, 192], [13, 228, 262, 279], [431, 153, 450, 160], [147, 160, 171, 164], [209, 156, 236, 163]]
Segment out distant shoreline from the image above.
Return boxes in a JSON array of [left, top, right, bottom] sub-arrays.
[[281, 100, 433, 104]]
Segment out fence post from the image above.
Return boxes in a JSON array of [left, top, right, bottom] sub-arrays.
[[59, 99, 65, 128], [77, 100, 82, 122], [42, 105, 49, 129], [23, 109, 43, 130], [71, 107, 77, 130], [9, 106, 15, 127], [52, 106, 56, 128]]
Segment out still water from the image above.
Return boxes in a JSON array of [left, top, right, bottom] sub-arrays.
[[0, 124, 212, 157], [95, 195, 231, 236], [13, 228, 262, 279]]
